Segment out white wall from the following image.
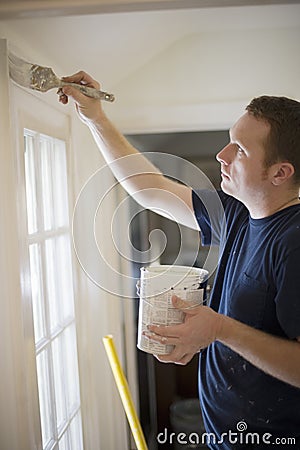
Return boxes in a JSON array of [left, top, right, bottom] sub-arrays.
[[70, 122, 131, 450]]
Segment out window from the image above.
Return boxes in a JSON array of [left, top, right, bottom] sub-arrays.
[[24, 129, 83, 450]]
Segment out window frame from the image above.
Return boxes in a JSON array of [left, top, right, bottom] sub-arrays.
[[11, 82, 80, 450]]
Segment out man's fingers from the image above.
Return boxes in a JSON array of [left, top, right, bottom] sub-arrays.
[[57, 88, 69, 104], [154, 350, 194, 365], [62, 71, 100, 89], [143, 331, 179, 345], [148, 324, 181, 338], [172, 295, 203, 313], [59, 74, 103, 123], [62, 85, 89, 104]]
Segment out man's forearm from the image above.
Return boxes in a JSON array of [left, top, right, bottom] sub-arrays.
[[88, 112, 169, 199], [88, 111, 156, 169], [217, 314, 300, 388]]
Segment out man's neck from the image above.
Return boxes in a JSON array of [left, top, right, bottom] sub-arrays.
[[248, 192, 300, 219]]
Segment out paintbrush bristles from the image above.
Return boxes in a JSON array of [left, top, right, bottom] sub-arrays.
[[8, 53, 32, 88]]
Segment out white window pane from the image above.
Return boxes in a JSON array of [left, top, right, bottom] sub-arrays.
[[53, 140, 69, 228], [40, 137, 54, 231], [36, 350, 54, 448], [52, 335, 67, 433], [45, 238, 59, 331], [24, 130, 83, 450], [24, 133, 38, 234], [69, 412, 84, 450], [63, 325, 80, 414], [29, 243, 45, 343], [57, 235, 75, 320], [46, 235, 74, 329]]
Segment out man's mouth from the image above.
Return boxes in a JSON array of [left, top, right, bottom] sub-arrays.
[[221, 171, 230, 180]]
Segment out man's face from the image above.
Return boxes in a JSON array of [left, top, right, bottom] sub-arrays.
[[216, 112, 272, 206]]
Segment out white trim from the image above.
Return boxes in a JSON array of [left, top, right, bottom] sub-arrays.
[[1, 1, 300, 19], [0, 38, 40, 450]]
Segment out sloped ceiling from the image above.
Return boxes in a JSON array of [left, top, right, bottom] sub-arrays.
[[1, 3, 300, 91]]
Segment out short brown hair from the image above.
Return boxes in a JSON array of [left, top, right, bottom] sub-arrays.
[[246, 96, 300, 185]]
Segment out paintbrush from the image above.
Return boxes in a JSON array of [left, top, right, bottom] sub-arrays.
[[8, 53, 115, 102]]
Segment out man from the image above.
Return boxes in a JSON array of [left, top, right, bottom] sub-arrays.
[[60, 73, 300, 449]]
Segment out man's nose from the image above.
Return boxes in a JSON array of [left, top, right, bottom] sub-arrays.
[[216, 144, 233, 165]]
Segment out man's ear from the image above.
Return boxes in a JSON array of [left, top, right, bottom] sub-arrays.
[[271, 162, 295, 186]]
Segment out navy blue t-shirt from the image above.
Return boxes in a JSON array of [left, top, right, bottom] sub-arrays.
[[192, 189, 300, 449]]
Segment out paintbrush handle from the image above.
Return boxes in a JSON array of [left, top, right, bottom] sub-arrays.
[[60, 81, 115, 102]]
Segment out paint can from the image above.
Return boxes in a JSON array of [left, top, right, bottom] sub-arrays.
[[137, 265, 208, 355]]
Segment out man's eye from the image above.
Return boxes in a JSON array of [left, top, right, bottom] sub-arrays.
[[237, 146, 244, 154]]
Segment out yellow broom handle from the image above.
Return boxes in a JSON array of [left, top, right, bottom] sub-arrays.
[[103, 335, 148, 450]]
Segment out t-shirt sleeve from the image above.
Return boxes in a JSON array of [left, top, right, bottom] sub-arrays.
[[192, 189, 226, 246], [275, 246, 300, 339], [192, 189, 245, 247]]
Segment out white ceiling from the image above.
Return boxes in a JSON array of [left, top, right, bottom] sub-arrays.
[[1, 2, 300, 91]]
